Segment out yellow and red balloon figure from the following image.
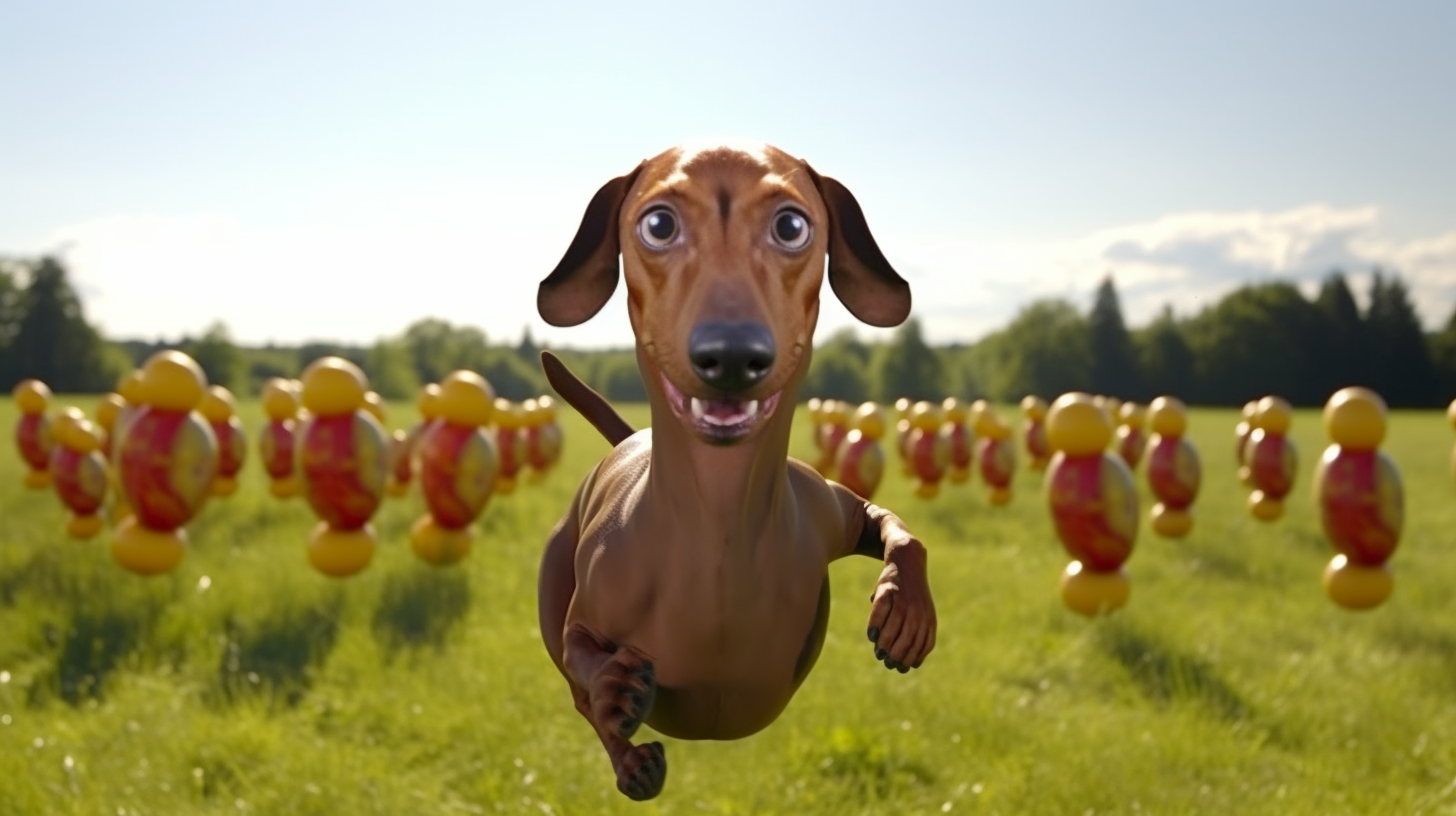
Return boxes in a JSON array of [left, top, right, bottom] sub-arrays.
[[895, 401, 916, 477], [940, 398, 973, 484], [259, 378, 303, 498], [836, 402, 887, 500], [1044, 392, 1139, 616], [411, 371, 501, 566], [493, 397, 527, 495], [198, 385, 246, 497], [297, 357, 389, 578], [524, 395, 565, 481], [387, 383, 438, 497], [975, 410, 1016, 506], [1316, 387, 1402, 610], [50, 408, 109, 539], [112, 351, 219, 576], [94, 392, 126, 461], [813, 400, 851, 478], [1115, 402, 1146, 470], [906, 401, 949, 498], [1020, 395, 1051, 472], [1244, 396, 1296, 521], [108, 371, 148, 523], [1235, 400, 1258, 469], [14, 379, 54, 489], [1145, 396, 1201, 538]]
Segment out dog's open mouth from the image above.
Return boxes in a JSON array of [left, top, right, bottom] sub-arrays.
[[660, 374, 781, 444]]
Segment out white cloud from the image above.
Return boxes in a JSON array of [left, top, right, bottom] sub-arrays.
[[42, 203, 1456, 351]]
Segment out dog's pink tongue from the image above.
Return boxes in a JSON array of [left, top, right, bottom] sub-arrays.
[[705, 399, 747, 419]]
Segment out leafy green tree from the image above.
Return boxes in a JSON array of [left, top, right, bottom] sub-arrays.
[[802, 344, 870, 403], [598, 356, 648, 402], [1088, 275, 1142, 399], [1181, 282, 1326, 406], [976, 299, 1093, 402], [868, 318, 945, 403], [184, 321, 244, 392], [1134, 305, 1195, 402], [1312, 270, 1369, 397], [9, 257, 117, 391], [366, 338, 422, 400], [1365, 270, 1438, 407], [480, 349, 548, 401]]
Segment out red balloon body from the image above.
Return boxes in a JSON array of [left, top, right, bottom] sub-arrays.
[[211, 416, 246, 479], [496, 424, 523, 481], [16, 413, 52, 471], [1146, 433, 1200, 509], [118, 408, 218, 531], [1024, 419, 1050, 466], [389, 425, 418, 485], [1246, 429, 1296, 500], [298, 412, 388, 530], [526, 422, 563, 471], [1316, 445, 1402, 565], [1115, 426, 1145, 469], [417, 421, 500, 529], [835, 430, 884, 500], [816, 422, 849, 475], [260, 418, 297, 480], [943, 423, 973, 472], [51, 446, 108, 516], [977, 436, 1014, 489], [909, 427, 949, 485], [1045, 452, 1138, 570]]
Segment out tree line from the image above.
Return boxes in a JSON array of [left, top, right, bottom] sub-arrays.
[[2, 254, 1454, 409]]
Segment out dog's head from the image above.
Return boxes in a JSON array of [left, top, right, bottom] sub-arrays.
[[538, 141, 910, 446]]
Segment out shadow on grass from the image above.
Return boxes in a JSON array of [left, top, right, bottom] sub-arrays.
[[794, 726, 937, 801], [28, 594, 169, 706], [1098, 623, 1250, 723], [213, 590, 344, 709], [370, 567, 472, 663]]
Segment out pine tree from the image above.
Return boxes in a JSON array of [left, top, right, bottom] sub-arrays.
[[1313, 270, 1368, 397], [10, 257, 114, 391], [1088, 275, 1142, 400], [1365, 270, 1438, 407], [868, 318, 945, 403]]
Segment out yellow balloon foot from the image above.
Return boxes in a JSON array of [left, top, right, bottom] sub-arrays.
[[915, 481, 939, 499], [307, 522, 376, 578], [495, 477, 517, 496], [111, 518, 186, 576], [524, 469, 546, 484], [410, 515, 472, 566], [110, 501, 134, 525], [211, 476, 238, 497], [1323, 554, 1392, 610], [1150, 504, 1193, 538], [1030, 460, 1047, 472], [269, 477, 300, 499], [387, 479, 410, 497], [68, 513, 104, 540], [1060, 561, 1130, 617], [1248, 491, 1283, 521], [25, 469, 51, 490], [989, 487, 1012, 506], [947, 467, 969, 484]]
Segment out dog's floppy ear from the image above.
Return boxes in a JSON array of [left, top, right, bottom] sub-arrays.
[[538, 162, 646, 327], [803, 162, 911, 328]]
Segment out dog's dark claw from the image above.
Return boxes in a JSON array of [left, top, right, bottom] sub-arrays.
[[867, 626, 879, 642], [875, 647, 888, 661], [896, 663, 910, 674]]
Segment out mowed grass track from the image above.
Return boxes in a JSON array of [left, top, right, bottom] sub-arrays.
[[1, 398, 1454, 816]]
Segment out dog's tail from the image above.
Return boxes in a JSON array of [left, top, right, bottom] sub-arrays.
[[540, 350, 636, 447]]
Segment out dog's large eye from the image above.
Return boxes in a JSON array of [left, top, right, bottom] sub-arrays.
[[771, 209, 811, 251], [637, 207, 679, 249]]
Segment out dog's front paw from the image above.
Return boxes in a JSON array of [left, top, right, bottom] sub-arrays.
[[867, 557, 936, 672], [614, 740, 667, 801], [589, 646, 658, 739]]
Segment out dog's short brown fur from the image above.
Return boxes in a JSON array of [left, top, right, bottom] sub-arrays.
[[536, 141, 937, 801]]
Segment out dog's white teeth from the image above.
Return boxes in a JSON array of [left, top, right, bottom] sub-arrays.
[[691, 398, 707, 420], [745, 400, 759, 419]]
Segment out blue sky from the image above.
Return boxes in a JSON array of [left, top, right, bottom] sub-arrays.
[[2, 0, 1453, 349]]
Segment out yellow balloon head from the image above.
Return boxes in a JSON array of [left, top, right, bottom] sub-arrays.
[[1118, 402, 1146, 429], [1324, 387, 1386, 449], [94, 393, 126, 430], [58, 416, 102, 453], [1447, 398, 1456, 432], [494, 398, 523, 430], [1255, 395, 1293, 436], [1147, 396, 1187, 437], [262, 378, 300, 420], [854, 402, 886, 439], [1020, 395, 1047, 420], [972, 408, 1002, 438], [198, 385, 237, 424], [824, 400, 850, 425], [1046, 392, 1113, 455], [13, 379, 52, 414], [419, 383, 442, 420], [807, 398, 823, 421], [437, 370, 496, 427], [117, 370, 146, 405], [1241, 400, 1259, 421], [537, 395, 558, 422], [894, 397, 911, 417], [53, 406, 86, 445], [361, 391, 386, 423], [942, 398, 967, 424], [908, 401, 941, 432], [300, 357, 368, 417], [139, 351, 208, 412]]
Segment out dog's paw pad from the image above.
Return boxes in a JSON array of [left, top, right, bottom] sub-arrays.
[[616, 741, 667, 801]]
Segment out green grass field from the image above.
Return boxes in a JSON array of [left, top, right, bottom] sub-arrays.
[[1, 398, 1454, 816]]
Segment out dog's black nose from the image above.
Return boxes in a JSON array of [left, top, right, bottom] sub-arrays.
[[688, 321, 775, 393]]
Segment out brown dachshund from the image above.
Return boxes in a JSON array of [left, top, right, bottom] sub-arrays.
[[535, 141, 937, 801]]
